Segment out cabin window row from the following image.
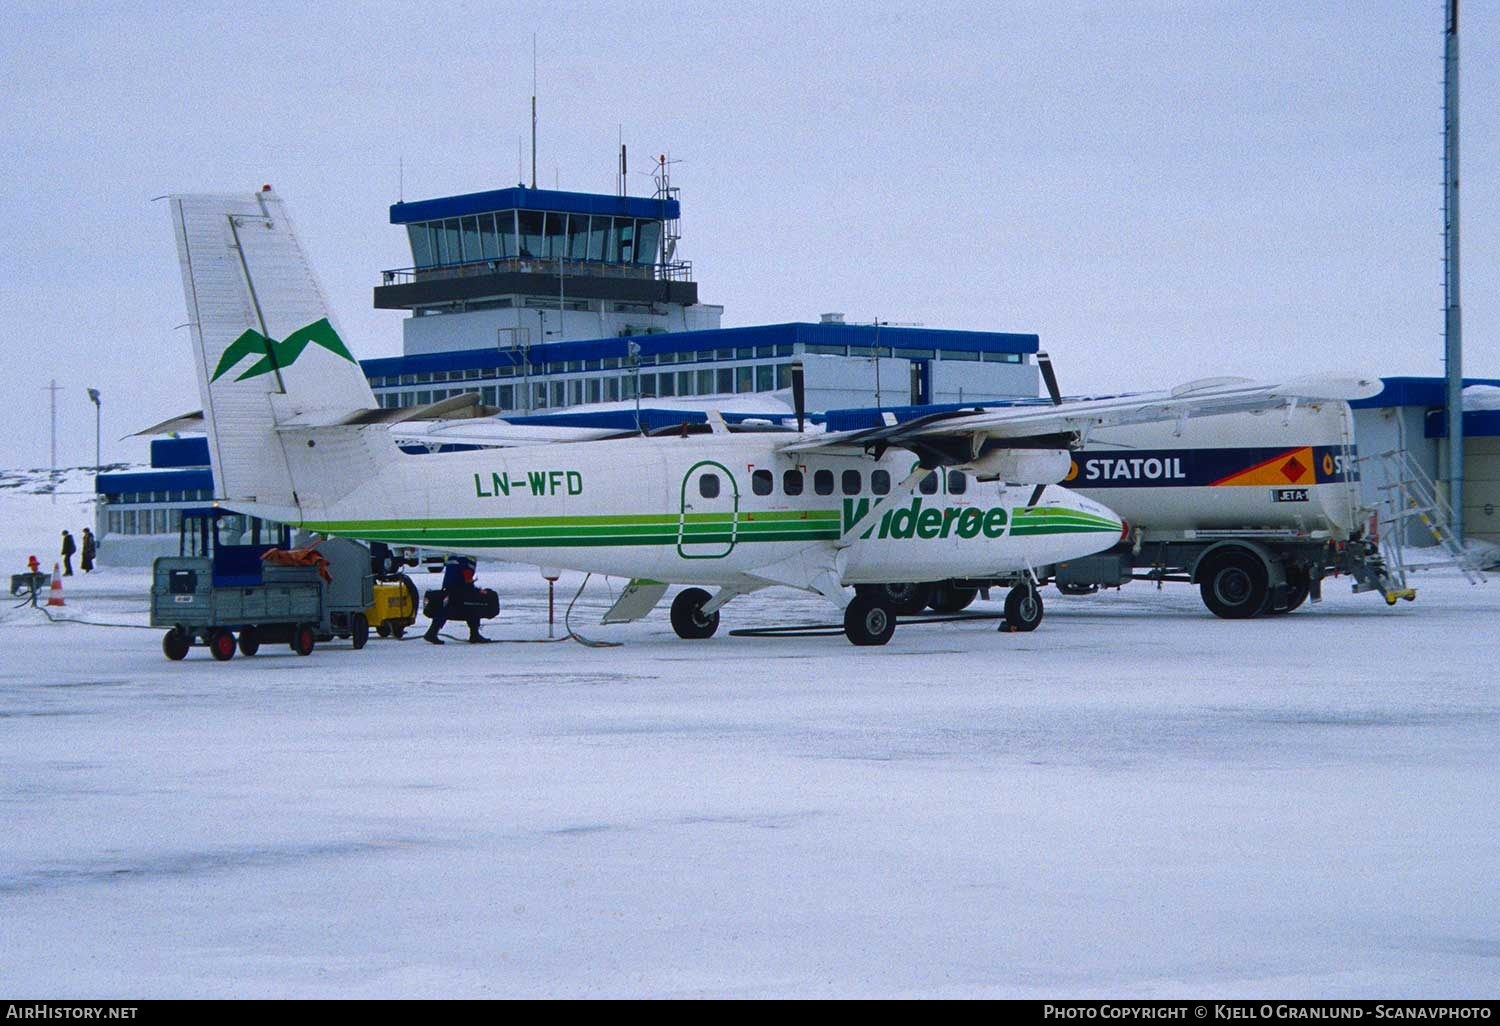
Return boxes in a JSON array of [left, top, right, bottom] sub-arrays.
[[698, 468, 968, 499]]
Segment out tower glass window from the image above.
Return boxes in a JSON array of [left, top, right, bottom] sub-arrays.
[[461, 216, 482, 262], [618, 219, 636, 263], [480, 213, 500, 260], [567, 214, 591, 259], [518, 211, 544, 258], [636, 221, 662, 265], [408, 224, 434, 268]]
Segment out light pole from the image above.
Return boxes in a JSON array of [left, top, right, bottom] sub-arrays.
[[86, 388, 101, 478]]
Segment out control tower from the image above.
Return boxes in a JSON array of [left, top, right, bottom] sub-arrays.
[[373, 180, 722, 357]]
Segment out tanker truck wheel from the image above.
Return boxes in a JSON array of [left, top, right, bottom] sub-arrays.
[[1269, 567, 1311, 615], [1198, 549, 1270, 619]]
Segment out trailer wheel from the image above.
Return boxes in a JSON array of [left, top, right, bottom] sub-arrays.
[[391, 623, 406, 639], [928, 582, 979, 613], [351, 613, 369, 650], [208, 628, 236, 661], [162, 629, 190, 661], [1003, 585, 1044, 632], [670, 588, 719, 640], [855, 582, 931, 616], [375, 622, 390, 638], [1198, 549, 1270, 619], [844, 594, 896, 646], [238, 627, 260, 657], [291, 624, 316, 656]]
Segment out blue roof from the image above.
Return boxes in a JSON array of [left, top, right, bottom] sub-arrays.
[[96, 468, 214, 495], [1424, 409, 1500, 438], [360, 322, 1038, 377], [149, 436, 211, 469], [1351, 376, 1500, 409], [391, 186, 679, 226]]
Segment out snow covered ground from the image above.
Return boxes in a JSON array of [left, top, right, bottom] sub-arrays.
[[1, 475, 1497, 997]]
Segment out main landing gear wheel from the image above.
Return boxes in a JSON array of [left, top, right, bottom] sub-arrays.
[[1002, 585, 1044, 632], [844, 595, 896, 646], [162, 629, 190, 661], [670, 588, 719, 640], [857, 582, 931, 617], [208, 628, 237, 661], [238, 627, 261, 657], [1198, 550, 1270, 619], [927, 582, 979, 613]]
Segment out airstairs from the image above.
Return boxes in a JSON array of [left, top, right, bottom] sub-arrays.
[[1356, 448, 1487, 595]]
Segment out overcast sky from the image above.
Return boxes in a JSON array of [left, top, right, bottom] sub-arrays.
[[3, 1, 1496, 468]]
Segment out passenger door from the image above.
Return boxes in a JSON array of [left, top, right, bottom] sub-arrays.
[[678, 461, 738, 559]]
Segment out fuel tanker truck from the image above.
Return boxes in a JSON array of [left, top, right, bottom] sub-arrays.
[[851, 397, 1405, 620]]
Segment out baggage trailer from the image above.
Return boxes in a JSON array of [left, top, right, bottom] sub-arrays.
[[152, 508, 374, 660], [856, 401, 1408, 622]]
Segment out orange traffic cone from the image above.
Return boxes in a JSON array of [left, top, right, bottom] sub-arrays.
[[47, 563, 65, 607]]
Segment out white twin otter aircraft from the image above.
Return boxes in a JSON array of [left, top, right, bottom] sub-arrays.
[[169, 190, 1377, 645]]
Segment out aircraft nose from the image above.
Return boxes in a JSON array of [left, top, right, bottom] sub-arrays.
[[1052, 486, 1126, 539]]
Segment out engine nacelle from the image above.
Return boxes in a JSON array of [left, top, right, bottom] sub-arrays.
[[960, 447, 1073, 484]]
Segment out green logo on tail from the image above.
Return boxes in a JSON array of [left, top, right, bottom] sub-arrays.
[[211, 318, 356, 382]]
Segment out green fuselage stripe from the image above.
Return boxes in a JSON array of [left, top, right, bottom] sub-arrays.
[[307, 506, 1116, 549]]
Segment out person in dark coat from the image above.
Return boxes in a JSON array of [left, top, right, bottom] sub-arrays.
[[424, 555, 488, 644], [80, 528, 97, 573], [60, 530, 76, 576]]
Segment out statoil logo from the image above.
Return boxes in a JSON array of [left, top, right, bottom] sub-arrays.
[[844, 497, 1008, 540], [1082, 456, 1187, 482]]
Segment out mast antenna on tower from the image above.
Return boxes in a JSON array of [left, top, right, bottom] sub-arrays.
[[530, 33, 538, 189]]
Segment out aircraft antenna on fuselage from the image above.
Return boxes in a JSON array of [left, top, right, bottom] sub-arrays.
[[792, 360, 806, 433]]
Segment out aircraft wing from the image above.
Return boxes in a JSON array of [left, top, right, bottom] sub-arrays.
[[391, 418, 626, 448], [778, 373, 1383, 480]]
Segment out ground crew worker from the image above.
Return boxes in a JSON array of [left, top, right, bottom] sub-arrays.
[[424, 555, 489, 645], [60, 530, 76, 576]]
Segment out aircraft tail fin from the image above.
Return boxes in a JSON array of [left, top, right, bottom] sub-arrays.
[[170, 189, 387, 522]]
